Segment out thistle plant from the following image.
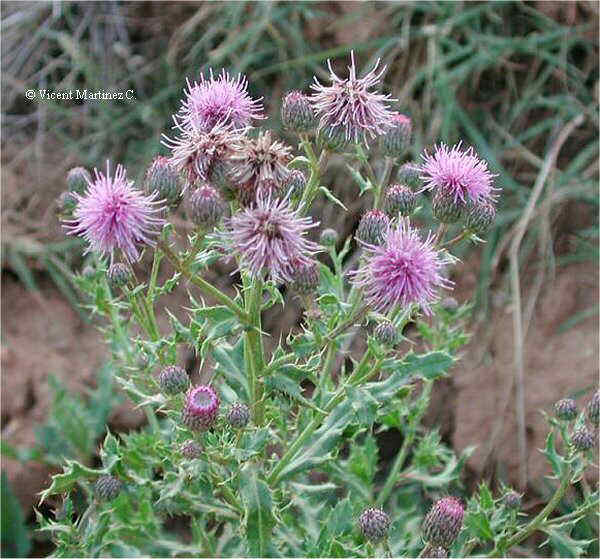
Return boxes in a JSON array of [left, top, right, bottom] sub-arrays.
[[41, 52, 598, 558]]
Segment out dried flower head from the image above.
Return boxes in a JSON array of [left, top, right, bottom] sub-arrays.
[[182, 385, 220, 432], [358, 507, 391, 542], [229, 131, 293, 200], [352, 220, 451, 315], [162, 120, 246, 185], [422, 497, 464, 548], [419, 142, 497, 204], [310, 51, 397, 145], [225, 195, 319, 283], [64, 162, 165, 262], [554, 398, 578, 421], [177, 70, 264, 131]]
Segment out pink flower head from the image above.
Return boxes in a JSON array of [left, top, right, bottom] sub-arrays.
[[419, 142, 498, 204], [64, 162, 165, 262], [225, 195, 319, 283], [352, 220, 452, 315], [422, 497, 465, 548], [177, 69, 264, 131], [162, 120, 246, 185], [310, 50, 397, 145], [182, 385, 220, 432]]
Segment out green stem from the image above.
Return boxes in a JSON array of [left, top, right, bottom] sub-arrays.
[[441, 230, 470, 249], [158, 240, 249, 323], [376, 382, 433, 507], [325, 304, 368, 343], [244, 275, 266, 426], [489, 465, 573, 557]]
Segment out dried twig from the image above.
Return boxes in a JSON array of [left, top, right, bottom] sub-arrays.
[[509, 114, 584, 489]]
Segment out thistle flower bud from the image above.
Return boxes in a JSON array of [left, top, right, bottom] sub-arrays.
[[503, 491, 522, 510], [226, 402, 250, 428], [182, 385, 220, 432], [107, 262, 131, 288], [571, 426, 595, 452], [374, 321, 398, 346], [441, 297, 459, 312], [317, 124, 349, 152], [380, 114, 412, 158], [397, 162, 422, 189], [81, 265, 95, 279], [320, 228, 339, 247], [422, 497, 464, 548], [56, 191, 78, 216], [587, 391, 599, 427], [207, 158, 235, 197], [187, 185, 226, 230], [554, 398, 578, 421], [180, 440, 203, 459], [94, 475, 122, 501], [422, 545, 448, 558], [358, 507, 391, 542], [465, 199, 496, 235], [66, 166, 91, 194], [290, 260, 320, 294], [144, 156, 183, 211], [356, 210, 390, 246], [432, 190, 465, 224], [284, 169, 307, 200], [281, 91, 316, 133], [158, 365, 190, 396], [385, 184, 417, 217]]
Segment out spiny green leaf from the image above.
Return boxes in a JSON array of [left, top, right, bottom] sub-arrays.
[[240, 467, 276, 557]]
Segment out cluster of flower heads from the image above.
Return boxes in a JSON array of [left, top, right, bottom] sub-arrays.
[[60, 51, 500, 317]]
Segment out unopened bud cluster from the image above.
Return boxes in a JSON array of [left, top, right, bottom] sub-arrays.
[[144, 156, 183, 211], [281, 91, 316, 133], [374, 321, 398, 346], [290, 260, 319, 294], [385, 184, 416, 217], [66, 166, 91, 194], [380, 114, 412, 158], [180, 440, 202, 459], [588, 391, 599, 427], [503, 490, 522, 510], [571, 427, 595, 452], [107, 263, 131, 288]]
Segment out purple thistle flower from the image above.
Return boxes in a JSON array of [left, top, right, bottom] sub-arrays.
[[162, 120, 246, 186], [177, 69, 264, 131], [64, 162, 165, 262], [310, 50, 397, 145], [182, 385, 220, 432], [225, 195, 319, 283], [352, 220, 452, 315], [419, 142, 497, 204]]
